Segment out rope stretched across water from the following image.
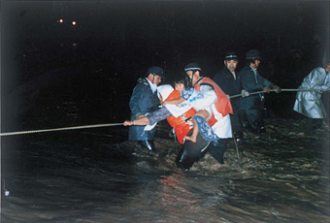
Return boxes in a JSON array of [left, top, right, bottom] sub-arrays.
[[229, 88, 318, 99], [0, 88, 324, 137], [0, 123, 123, 136]]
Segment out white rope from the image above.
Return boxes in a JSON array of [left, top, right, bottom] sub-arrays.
[[0, 123, 123, 137], [229, 88, 320, 99]]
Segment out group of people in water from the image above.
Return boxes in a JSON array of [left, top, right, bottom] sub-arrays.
[[123, 49, 330, 170]]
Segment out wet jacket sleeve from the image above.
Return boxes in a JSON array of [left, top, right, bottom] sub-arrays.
[[256, 73, 273, 88], [239, 67, 273, 91]]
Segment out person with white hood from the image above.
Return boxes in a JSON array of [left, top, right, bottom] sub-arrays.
[[293, 60, 330, 126]]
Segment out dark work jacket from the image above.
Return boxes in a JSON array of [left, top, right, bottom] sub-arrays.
[[238, 66, 273, 110], [213, 67, 242, 109], [128, 78, 160, 141]]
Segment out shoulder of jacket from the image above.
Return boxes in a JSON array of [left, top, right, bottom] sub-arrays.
[[238, 66, 248, 74], [246, 66, 253, 71], [313, 67, 325, 73], [215, 69, 226, 76], [137, 78, 150, 87]]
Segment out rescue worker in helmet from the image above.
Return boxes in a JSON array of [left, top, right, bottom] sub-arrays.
[[128, 66, 164, 152], [183, 63, 233, 165], [238, 49, 281, 134], [213, 51, 244, 144]]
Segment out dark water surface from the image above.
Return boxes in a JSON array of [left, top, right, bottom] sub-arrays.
[[1, 118, 329, 222]]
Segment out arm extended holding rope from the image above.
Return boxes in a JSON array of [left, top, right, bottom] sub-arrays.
[[123, 116, 150, 126]]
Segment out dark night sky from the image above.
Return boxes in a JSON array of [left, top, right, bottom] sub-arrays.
[[1, 1, 329, 93]]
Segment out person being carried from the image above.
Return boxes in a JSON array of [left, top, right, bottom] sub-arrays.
[[163, 80, 215, 143]]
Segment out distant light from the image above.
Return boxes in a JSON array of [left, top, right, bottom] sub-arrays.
[[57, 18, 64, 23], [72, 21, 77, 26]]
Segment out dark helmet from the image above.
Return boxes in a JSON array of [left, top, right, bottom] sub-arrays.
[[224, 51, 238, 61], [147, 66, 165, 78], [245, 49, 262, 60], [184, 63, 202, 72]]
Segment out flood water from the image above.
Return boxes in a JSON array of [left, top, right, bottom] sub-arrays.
[[1, 69, 329, 222]]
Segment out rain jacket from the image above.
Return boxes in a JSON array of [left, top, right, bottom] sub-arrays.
[[213, 67, 242, 100], [238, 66, 275, 129], [239, 66, 274, 110], [128, 78, 160, 140], [293, 67, 330, 118]]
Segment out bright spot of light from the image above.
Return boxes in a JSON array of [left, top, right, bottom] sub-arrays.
[[57, 18, 64, 23], [72, 21, 77, 26]]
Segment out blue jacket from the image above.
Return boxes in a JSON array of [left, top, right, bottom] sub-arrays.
[[128, 78, 160, 140], [239, 66, 273, 110]]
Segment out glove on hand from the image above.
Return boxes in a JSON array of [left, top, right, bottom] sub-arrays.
[[273, 85, 281, 93], [241, 89, 250, 97], [263, 87, 271, 93]]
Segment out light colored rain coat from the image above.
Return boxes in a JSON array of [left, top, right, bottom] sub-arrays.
[[293, 67, 330, 118]]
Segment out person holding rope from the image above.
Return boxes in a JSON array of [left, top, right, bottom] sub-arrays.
[[214, 51, 244, 144], [293, 60, 330, 127], [238, 49, 281, 134], [128, 66, 164, 152]]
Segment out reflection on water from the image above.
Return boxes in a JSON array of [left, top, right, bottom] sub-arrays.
[[2, 117, 329, 223]]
